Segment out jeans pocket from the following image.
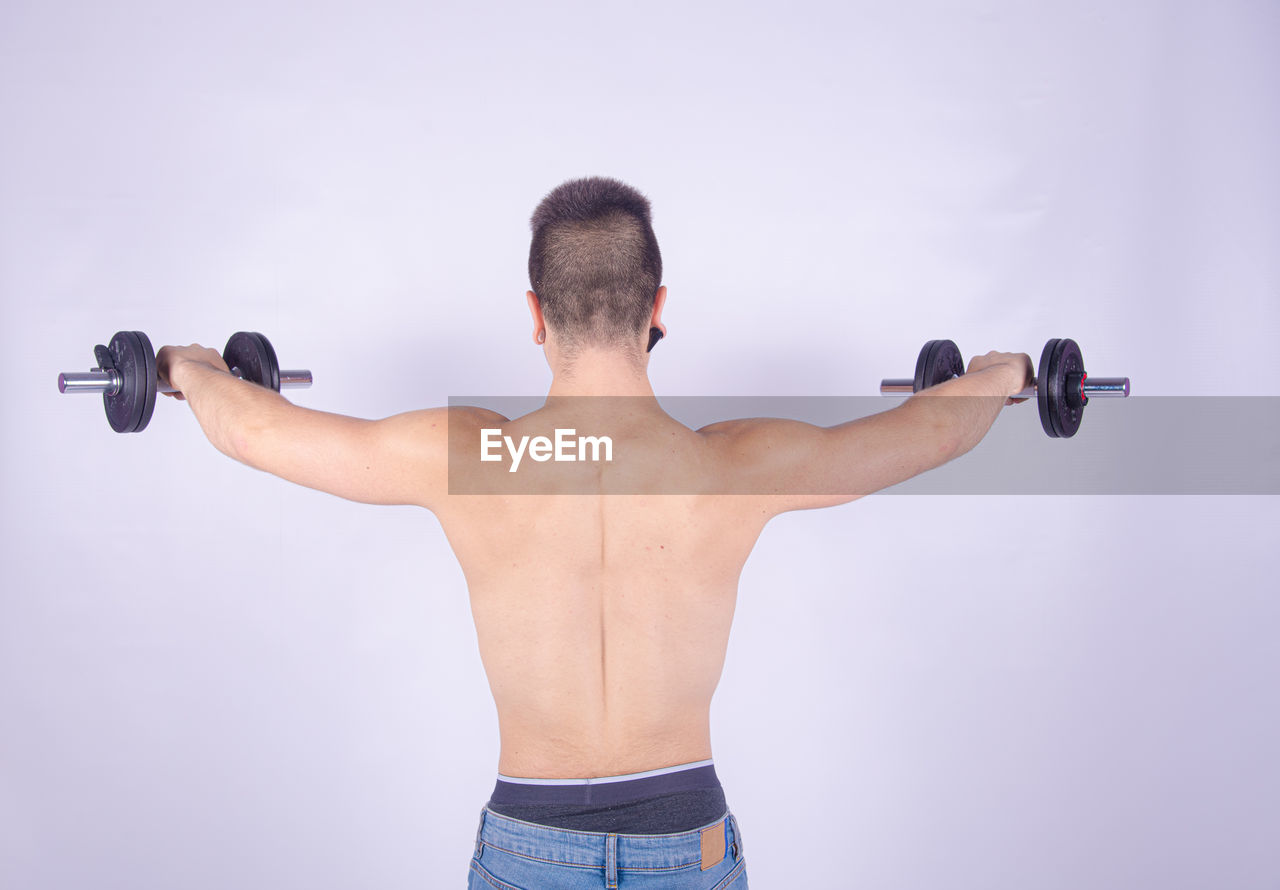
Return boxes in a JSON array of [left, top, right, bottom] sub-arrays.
[[468, 854, 529, 890], [709, 856, 749, 890]]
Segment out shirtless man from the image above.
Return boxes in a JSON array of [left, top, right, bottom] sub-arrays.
[[156, 177, 1033, 889]]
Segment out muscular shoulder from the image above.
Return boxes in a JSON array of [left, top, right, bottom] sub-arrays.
[[347, 405, 510, 510], [695, 417, 824, 470], [692, 415, 847, 515], [441, 404, 510, 431]]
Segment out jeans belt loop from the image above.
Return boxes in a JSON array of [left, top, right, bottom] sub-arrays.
[[605, 832, 619, 889], [474, 807, 487, 857]]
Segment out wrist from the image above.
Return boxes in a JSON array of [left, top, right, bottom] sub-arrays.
[[168, 357, 208, 393], [997, 360, 1028, 397]]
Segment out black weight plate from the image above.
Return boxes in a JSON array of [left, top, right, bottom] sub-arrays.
[[1038, 338, 1086, 438], [131, 331, 158, 432], [223, 331, 281, 391], [930, 339, 964, 388], [101, 331, 139, 433], [1036, 339, 1057, 437], [102, 331, 157, 433], [912, 339, 964, 392], [912, 340, 938, 392]]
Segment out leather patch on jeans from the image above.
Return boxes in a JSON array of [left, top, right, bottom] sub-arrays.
[[700, 821, 725, 870]]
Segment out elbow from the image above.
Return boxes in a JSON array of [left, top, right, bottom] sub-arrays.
[[931, 431, 963, 469], [940, 424, 967, 462], [918, 399, 969, 465], [910, 401, 964, 467], [918, 408, 970, 470], [227, 428, 253, 466], [226, 417, 269, 468]]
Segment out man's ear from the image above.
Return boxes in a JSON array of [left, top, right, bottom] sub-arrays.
[[647, 285, 668, 352], [527, 291, 546, 344]]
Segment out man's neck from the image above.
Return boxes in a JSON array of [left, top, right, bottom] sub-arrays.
[[546, 349, 656, 399]]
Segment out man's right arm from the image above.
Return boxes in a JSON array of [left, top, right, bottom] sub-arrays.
[[698, 352, 1032, 514]]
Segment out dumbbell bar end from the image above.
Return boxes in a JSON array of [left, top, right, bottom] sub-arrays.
[[880, 376, 1130, 398], [58, 368, 314, 395]]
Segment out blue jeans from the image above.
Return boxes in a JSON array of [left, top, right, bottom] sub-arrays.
[[467, 806, 749, 889]]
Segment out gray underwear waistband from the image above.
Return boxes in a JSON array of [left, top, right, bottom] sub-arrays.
[[485, 759, 727, 834]]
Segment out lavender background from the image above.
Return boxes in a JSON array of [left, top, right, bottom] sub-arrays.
[[2, 1, 1278, 887]]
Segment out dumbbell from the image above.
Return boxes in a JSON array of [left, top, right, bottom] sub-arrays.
[[880, 338, 1130, 438], [57, 331, 313, 433]]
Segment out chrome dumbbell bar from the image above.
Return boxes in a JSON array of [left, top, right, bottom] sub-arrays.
[[58, 367, 313, 395], [880, 376, 1130, 398]]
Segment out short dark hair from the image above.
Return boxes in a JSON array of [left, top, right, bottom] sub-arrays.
[[528, 177, 663, 349]]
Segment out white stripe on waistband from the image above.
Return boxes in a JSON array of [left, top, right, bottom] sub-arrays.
[[497, 758, 715, 786]]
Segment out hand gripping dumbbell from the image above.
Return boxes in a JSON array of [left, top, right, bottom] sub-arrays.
[[57, 331, 313, 433], [880, 338, 1130, 438]]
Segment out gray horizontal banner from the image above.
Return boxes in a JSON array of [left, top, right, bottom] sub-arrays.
[[445, 396, 1280, 495]]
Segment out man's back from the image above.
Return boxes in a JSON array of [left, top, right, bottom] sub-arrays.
[[154, 176, 1033, 885], [437, 401, 772, 779]]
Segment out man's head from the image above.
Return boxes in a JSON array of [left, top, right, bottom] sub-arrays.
[[527, 177, 665, 360]]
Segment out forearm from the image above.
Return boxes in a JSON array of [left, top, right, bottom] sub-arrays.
[[170, 361, 292, 462], [906, 362, 1026, 458]]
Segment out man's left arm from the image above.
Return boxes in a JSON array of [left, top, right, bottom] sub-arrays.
[[161, 345, 451, 509]]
